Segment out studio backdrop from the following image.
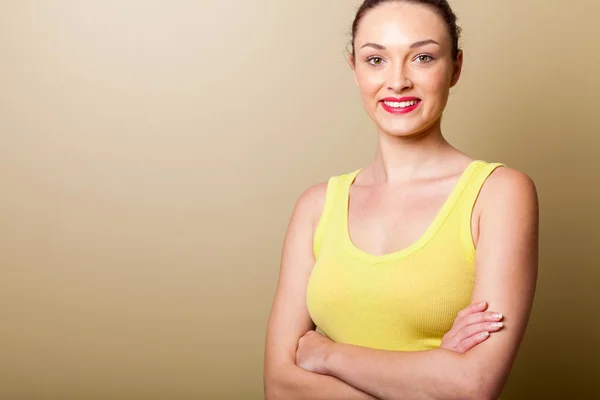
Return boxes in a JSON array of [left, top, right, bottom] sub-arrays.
[[1, 0, 598, 398]]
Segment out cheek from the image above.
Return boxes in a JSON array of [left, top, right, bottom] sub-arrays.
[[356, 68, 384, 97], [417, 68, 452, 94]]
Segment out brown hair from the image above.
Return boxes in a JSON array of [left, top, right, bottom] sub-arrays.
[[350, 0, 462, 60]]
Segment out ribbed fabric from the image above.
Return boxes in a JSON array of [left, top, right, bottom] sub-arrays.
[[307, 160, 505, 351]]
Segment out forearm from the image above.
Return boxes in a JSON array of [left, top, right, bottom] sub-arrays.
[[266, 363, 378, 400], [324, 344, 485, 400]]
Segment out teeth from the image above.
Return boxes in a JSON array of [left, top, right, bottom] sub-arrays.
[[383, 100, 419, 108]]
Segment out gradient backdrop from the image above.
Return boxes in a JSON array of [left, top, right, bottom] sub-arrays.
[[1, 0, 598, 398]]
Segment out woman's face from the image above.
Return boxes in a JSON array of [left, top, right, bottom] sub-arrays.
[[351, 2, 462, 137]]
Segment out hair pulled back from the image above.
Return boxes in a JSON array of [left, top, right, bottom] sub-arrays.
[[350, 0, 462, 60]]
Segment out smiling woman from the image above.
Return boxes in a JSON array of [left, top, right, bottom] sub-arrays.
[[264, 1, 539, 400]]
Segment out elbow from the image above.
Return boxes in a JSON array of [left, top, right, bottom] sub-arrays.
[[440, 354, 500, 400], [463, 388, 497, 400], [453, 353, 506, 400], [264, 386, 279, 400], [475, 384, 503, 400], [264, 379, 292, 400], [449, 359, 501, 400], [263, 378, 278, 400], [263, 372, 279, 400], [264, 383, 287, 400], [465, 389, 500, 400], [264, 365, 291, 400], [461, 374, 503, 400], [263, 377, 276, 400]]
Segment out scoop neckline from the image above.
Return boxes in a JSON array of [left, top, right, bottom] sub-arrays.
[[342, 160, 482, 264]]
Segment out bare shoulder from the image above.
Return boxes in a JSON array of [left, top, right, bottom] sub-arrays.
[[479, 166, 539, 216], [292, 180, 329, 229], [297, 181, 328, 210]]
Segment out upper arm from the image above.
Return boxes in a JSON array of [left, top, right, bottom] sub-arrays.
[[464, 167, 539, 398], [264, 181, 328, 375]]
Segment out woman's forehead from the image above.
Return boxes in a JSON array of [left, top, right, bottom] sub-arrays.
[[355, 3, 449, 48]]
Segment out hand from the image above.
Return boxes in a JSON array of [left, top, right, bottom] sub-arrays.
[[296, 330, 335, 374], [440, 301, 504, 353]]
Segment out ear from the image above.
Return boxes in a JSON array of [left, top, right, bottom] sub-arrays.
[[348, 55, 359, 86], [450, 50, 463, 88]]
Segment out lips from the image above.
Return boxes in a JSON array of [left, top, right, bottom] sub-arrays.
[[381, 97, 421, 103], [380, 97, 422, 114]]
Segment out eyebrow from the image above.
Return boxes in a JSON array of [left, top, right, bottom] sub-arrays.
[[360, 39, 440, 50]]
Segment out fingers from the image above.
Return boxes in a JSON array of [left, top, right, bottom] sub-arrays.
[[451, 306, 502, 337], [455, 331, 491, 353], [456, 301, 488, 320], [465, 321, 505, 338], [453, 321, 504, 352], [444, 302, 503, 349], [450, 312, 503, 338], [441, 301, 504, 352], [462, 311, 503, 327]]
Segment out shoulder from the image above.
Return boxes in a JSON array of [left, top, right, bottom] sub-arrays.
[[293, 171, 347, 228], [296, 181, 329, 214], [482, 165, 538, 205], [479, 165, 539, 227], [281, 180, 332, 260], [291, 180, 330, 231]]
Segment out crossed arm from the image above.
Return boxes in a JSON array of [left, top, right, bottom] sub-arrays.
[[264, 167, 539, 400]]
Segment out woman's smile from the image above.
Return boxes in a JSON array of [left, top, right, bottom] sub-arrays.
[[380, 97, 422, 114]]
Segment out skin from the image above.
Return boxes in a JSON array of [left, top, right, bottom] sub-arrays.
[[265, 2, 538, 399]]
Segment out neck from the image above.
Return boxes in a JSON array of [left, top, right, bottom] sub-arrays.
[[369, 119, 458, 184]]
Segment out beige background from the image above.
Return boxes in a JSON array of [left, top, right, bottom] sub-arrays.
[[1, 0, 598, 399]]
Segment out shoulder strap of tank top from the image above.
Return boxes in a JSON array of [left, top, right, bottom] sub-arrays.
[[457, 161, 506, 262], [313, 169, 360, 259]]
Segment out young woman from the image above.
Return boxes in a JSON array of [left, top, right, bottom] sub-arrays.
[[264, 1, 539, 399]]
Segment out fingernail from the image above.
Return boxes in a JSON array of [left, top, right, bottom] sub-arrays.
[[479, 301, 487, 307], [480, 331, 490, 338], [491, 322, 504, 328], [493, 313, 503, 320]]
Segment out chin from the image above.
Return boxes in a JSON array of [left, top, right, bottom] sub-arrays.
[[372, 109, 441, 138], [382, 127, 424, 137], [374, 119, 428, 137]]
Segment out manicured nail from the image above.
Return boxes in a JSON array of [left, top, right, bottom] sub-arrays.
[[480, 331, 490, 338], [491, 322, 504, 328], [479, 301, 487, 307], [493, 313, 503, 320]]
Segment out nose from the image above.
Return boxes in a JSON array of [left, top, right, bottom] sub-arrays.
[[386, 64, 412, 92]]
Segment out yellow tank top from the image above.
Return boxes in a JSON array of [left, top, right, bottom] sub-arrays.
[[306, 160, 505, 351]]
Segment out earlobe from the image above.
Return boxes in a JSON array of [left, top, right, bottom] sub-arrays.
[[450, 69, 461, 87], [348, 56, 358, 86], [450, 50, 464, 88]]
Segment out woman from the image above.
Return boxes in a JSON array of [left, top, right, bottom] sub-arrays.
[[264, 1, 539, 399]]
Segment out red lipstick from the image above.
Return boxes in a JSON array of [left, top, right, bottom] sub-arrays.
[[380, 97, 422, 114]]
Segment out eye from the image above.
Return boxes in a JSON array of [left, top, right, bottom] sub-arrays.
[[367, 56, 384, 66], [415, 54, 434, 63]]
